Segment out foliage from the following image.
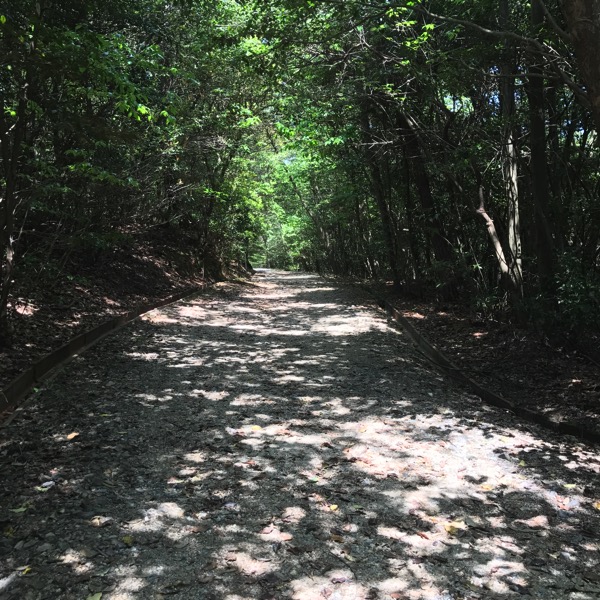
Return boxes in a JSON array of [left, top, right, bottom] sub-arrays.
[[1, 0, 600, 341]]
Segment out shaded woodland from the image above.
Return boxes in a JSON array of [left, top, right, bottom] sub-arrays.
[[2, 0, 600, 348]]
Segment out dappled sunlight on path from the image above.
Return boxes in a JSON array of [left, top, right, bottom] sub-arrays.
[[1, 271, 599, 599]]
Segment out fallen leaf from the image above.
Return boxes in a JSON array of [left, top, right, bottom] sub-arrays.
[[593, 501, 600, 511], [90, 516, 113, 528], [67, 432, 80, 441], [122, 535, 134, 547], [444, 521, 467, 536], [416, 531, 429, 539], [9, 506, 28, 513], [519, 460, 527, 467], [329, 504, 338, 511], [251, 425, 262, 431], [86, 594, 102, 600]]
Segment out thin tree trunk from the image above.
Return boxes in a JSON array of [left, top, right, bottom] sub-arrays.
[[561, 0, 600, 133], [396, 111, 453, 265], [360, 104, 401, 287], [528, 1, 556, 290], [0, 95, 27, 345], [500, 0, 524, 298], [402, 148, 420, 279]]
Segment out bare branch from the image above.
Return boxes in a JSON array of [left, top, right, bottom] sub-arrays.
[[413, 3, 590, 110], [535, 0, 572, 44]]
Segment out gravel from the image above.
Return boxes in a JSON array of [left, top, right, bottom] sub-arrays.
[[0, 271, 599, 600]]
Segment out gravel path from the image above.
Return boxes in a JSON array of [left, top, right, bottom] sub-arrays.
[[1, 271, 599, 600]]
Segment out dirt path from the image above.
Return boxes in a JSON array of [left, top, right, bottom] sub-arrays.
[[1, 271, 599, 600]]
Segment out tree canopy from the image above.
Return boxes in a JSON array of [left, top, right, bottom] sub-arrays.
[[2, 0, 600, 343]]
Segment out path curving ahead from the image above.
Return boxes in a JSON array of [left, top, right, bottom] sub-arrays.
[[1, 271, 599, 600]]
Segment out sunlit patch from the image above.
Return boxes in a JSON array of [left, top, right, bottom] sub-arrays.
[[311, 313, 389, 336], [376, 578, 409, 595], [184, 451, 206, 463], [126, 518, 163, 533], [191, 389, 229, 401], [257, 524, 294, 542], [142, 565, 165, 576], [519, 514, 549, 528], [298, 395, 321, 403], [485, 536, 520, 557], [13, 300, 39, 316], [232, 551, 276, 576], [141, 312, 177, 324], [231, 393, 273, 406], [289, 570, 367, 600], [377, 525, 406, 540], [0, 573, 17, 593], [60, 549, 94, 573], [240, 438, 266, 448], [403, 310, 425, 319], [281, 506, 306, 523], [274, 374, 305, 383], [134, 392, 168, 403], [126, 351, 159, 360], [144, 502, 185, 520], [473, 558, 527, 577], [322, 398, 351, 416], [106, 573, 146, 597], [178, 305, 210, 319]]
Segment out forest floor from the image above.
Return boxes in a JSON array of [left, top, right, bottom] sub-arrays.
[[1, 271, 599, 600], [365, 283, 600, 441], [2, 254, 600, 443], [0, 238, 207, 391]]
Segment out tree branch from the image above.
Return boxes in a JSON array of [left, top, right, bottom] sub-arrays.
[[413, 3, 589, 110], [535, 0, 571, 44]]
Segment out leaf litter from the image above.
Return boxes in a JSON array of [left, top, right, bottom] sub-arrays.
[[0, 271, 599, 599]]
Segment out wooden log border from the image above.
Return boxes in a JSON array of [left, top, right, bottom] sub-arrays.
[[0, 285, 208, 424], [376, 296, 600, 446]]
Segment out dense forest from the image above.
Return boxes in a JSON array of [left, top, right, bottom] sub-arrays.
[[2, 0, 600, 348]]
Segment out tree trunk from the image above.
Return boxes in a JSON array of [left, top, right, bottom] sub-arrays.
[[499, 0, 524, 298], [360, 104, 401, 287], [396, 111, 453, 266], [0, 96, 27, 345], [561, 0, 600, 133], [528, 1, 556, 290]]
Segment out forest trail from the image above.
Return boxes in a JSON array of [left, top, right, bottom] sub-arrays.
[[1, 271, 599, 600]]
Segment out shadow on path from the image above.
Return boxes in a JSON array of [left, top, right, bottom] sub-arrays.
[[1, 271, 599, 599]]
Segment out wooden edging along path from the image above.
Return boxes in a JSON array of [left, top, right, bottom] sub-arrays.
[[2, 274, 598, 445], [0, 285, 208, 425], [374, 296, 600, 446]]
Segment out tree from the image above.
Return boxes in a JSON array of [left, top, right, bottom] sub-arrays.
[[562, 0, 600, 132]]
